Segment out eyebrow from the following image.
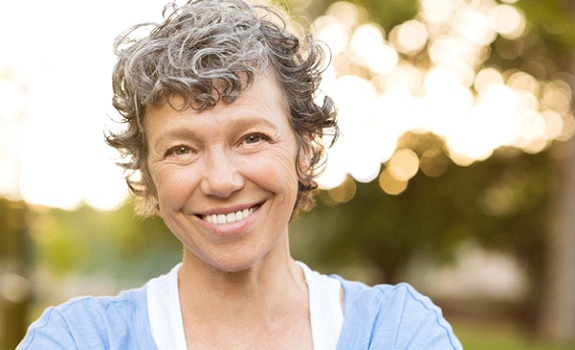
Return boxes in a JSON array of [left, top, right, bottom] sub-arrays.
[[152, 115, 282, 146]]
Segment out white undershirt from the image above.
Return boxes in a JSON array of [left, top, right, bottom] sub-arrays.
[[146, 262, 344, 350]]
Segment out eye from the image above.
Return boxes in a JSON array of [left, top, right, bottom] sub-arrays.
[[241, 133, 269, 145], [166, 145, 192, 157]]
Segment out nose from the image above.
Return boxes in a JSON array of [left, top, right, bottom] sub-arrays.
[[200, 150, 244, 198]]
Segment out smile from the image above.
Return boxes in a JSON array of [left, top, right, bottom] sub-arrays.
[[201, 205, 260, 225]]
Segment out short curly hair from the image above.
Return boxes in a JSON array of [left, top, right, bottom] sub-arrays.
[[107, 0, 338, 217]]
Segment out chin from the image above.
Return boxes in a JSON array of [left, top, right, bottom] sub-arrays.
[[211, 259, 262, 274], [192, 250, 268, 274]]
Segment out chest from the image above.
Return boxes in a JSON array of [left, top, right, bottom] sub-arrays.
[[183, 313, 313, 350]]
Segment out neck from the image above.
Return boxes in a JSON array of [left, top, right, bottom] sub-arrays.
[[177, 238, 307, 321]]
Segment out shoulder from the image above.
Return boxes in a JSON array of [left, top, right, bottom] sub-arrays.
[[335, 277, 463, 350], [52, 287, 144, 319], [18, 286, 157, 349], [339, 278, 440, 314]]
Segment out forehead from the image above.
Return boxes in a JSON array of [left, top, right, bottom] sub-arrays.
[[143, 73, 292, 135]]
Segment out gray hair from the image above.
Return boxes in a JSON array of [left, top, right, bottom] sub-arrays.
[[107, 0, 338, 216]]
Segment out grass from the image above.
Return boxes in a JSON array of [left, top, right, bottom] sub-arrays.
[[452, 319, 575, 350]]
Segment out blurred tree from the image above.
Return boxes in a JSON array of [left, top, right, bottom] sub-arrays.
[[292, 143, 553, 282], [31, 201, 181, 282], [0, 199, 31, 349], [303, 0, 417, 30], [533, 0, 575, 342], [542, 138, 575, 342], [288, 0, 575, 342]]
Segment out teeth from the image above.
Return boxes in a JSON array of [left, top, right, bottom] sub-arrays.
[[204, 206, 257, 225]]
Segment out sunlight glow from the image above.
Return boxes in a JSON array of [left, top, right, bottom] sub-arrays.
[[351, 24, 398, 74], [379, 168, 408, 195], [420, 0, 458, 25], [0, 0, 162, 210], [389, 20, 428, 55], [315, 16, 350, 56], [474, 67, 504, 93], [1, 0, 573, 208], [490, 5, 526, 39], [327, 176, 356, 203], [316, 0, 574, 199], [387, 149, 420, 181], [453, 6, 496, 46]]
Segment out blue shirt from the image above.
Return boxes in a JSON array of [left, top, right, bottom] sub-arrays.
[[335, 278, 462, 349], [18, 276, 462, 349]]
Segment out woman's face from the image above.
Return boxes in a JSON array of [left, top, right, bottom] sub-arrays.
[[145, 73, 301, 272]]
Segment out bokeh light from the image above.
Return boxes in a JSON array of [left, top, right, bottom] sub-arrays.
[[0, 0, 573, 210], [316, 0, 574, 201], [389, 20, 428, 55]]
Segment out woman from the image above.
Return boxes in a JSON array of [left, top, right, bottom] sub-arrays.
[[19, 0, 462, 348]]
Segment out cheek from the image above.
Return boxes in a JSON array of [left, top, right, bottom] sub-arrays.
[[152, 165, 200, 209], [249, 150, 299, 201]]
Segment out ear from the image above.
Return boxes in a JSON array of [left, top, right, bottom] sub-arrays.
[[297, 134, 313, 177]]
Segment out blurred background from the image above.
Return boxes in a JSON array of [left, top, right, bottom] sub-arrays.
[[1, 0, 574, 348]]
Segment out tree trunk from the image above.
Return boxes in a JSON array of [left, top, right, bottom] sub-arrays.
[[539, 108, 575, 341], [0, 200, 31, 349]]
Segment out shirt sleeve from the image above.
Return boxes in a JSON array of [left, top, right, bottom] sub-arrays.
[[337, 280, 463, 350], [17, 307, 79, 349], [388, 283, 462, 350], [17, 289, 158, 350]]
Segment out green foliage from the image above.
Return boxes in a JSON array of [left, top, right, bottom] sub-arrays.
[[455, 319, 575, 350], [286, 0, 574, 299], [347, 0, 417, 31], [0, 199, 29, 264], [291, 136, 558, 284], [30, 201, 181, 281], [306, 0, 417, 28], [518, 0, 575, 50]]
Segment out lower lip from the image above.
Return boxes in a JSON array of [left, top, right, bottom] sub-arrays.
[[199, 206, 261, 237]]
